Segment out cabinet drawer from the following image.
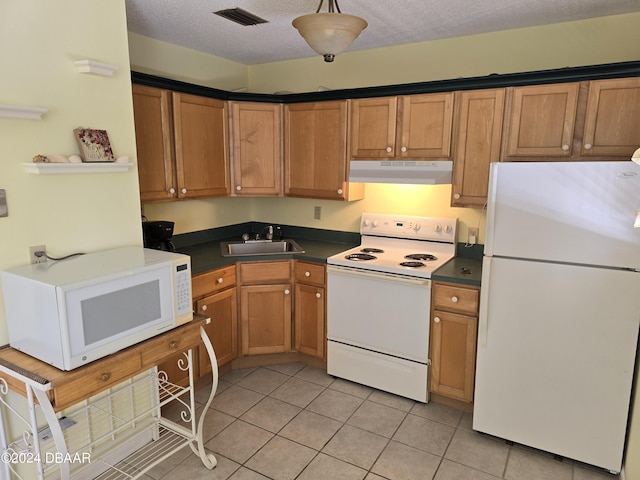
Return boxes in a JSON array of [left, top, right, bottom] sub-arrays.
[[141, 324, 202, 367], [295, 261, 325, 286], [239, 260, 292, 284], [192, 265, 236, 298], [53, 350, 142, 411], [433, 283, 479, 315]]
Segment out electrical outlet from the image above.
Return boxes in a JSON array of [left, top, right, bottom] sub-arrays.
[[29, 245, 47, 264], [468, 228, 479, 246], [314, 206, 322, 220]]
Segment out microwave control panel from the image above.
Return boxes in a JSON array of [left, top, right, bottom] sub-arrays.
[[175, 262, 192, 316]]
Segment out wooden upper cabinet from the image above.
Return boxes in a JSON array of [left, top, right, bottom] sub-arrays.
[[350, 97, 398, 158], [451, 89, 505, 207], [285, 101, 363, 201], [173, 93, 230, 199], [503, 83, 579, 159], [581, 77, 640, 157], [399, 93, 455, 158], [132, 85, 176, 202], [350, 93, 455, 159], [230, 102, 282, 196]]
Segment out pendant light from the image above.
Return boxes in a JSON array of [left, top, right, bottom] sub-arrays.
[[292, 0, 367, 62], [632, 147, 640, 165]]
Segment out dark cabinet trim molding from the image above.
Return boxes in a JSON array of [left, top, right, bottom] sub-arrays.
[[132, 60, 640, 104]]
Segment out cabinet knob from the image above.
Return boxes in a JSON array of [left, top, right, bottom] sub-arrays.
[[284, 289, 290, 295], [584, 143, 592, 150], [217, 277, 224, 284], [434, 316, 441, 324], [561, 144, 570, 151], [453, 193, 461, 200], [101, 373, 111, 382], [169, 341, 179, 349], [386, 146, 393, 153], [169, 188, 176, 194], [305, 271, 311, 277], [451, 296, 459, 303], [401, 146, 407, 153], [181, 188, 187, 194], [236, 185, 242, 191], [316, 292, 321, 298], [337, 189, 343, 195], [201, 304, 208, 311]]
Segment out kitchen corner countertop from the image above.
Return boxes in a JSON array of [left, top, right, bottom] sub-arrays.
[[177, 237, 360, 275], [432, 256, 483, 287]]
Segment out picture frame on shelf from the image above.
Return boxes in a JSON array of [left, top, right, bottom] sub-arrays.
[[73, 127, 115, 162]]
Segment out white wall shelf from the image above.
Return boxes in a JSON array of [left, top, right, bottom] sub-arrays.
[[74, 60, 119, 76], [0, 104, 48, 120], [24, 162, 133, 174]]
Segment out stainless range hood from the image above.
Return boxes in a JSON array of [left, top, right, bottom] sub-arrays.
[[348, 160, 453, 185]]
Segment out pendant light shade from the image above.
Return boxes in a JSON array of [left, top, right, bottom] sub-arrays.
[[293, 0, 367, 62], [632, 147, 640, 165]]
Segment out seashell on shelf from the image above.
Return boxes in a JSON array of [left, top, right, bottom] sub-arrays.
[[33, 154, 48, 163], [68, 155, 82, 163], [48, 154, 69, 163], [115, 155, 129, 163]]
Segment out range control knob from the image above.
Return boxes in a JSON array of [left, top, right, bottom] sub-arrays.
[[412, 223, 421, 232], [445, 225, 453, 234], [434, 224, 442, 232]]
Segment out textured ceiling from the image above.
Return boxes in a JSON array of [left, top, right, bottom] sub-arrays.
[[125, 0, 640, 65]]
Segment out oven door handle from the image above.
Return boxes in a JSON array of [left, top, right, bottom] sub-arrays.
[[327, 265, 430, 287]]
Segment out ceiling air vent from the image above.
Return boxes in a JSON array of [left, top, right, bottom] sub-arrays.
[[214, 8, 268, 26]]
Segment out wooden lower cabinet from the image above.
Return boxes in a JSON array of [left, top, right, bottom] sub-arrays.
[[430, 282, 480, 403], [197, 287, 238, 375], [294, 262, 326, 359], [239, 261, 293, 355]]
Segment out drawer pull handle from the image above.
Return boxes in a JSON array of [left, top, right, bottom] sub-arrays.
[[181, 188, 187, 194], [386, 146, 393, 153], [453, 193, 461, 200], [305, 271, 311, 277], [434, 316, 441, 324], [561, 144, 570, 151], [401, 146, 407, 153], [201, 305, 208, 311], [168, 188, 176, 194], [284, 289, 290, 295], [584, 143, 592, 150], [170, 341, 179, 349], [451, 296, 459, 303], [101, 373, 111, 382], [217, 277, 224, 284], [316, 292, 321, 298]]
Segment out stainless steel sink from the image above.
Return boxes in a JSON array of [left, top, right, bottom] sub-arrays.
[[220, 239, 305, 257]]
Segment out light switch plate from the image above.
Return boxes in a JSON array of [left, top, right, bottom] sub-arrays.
[[0, 189, 7, 217]]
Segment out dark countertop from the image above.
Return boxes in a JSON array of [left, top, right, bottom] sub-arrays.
[[178, 236, 360, 275], [432, 256, 483, 287], [173, 222, 483, 285]]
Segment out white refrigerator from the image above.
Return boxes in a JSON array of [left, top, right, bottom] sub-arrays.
[[473, 161, 640, 474]]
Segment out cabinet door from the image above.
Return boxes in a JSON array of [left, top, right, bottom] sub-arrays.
[[581, 77, 640, 157], [173, 93, 230, 198], [197, 287, 238, 372], [350, 97, 398, 158], [132, 85, 176, 202], [294, 283, 325, 359], [399, 93, 454, 159], [430, 309, 478, 402], [240, 284, 292, 355], [503, 83, 579, 159], [231, 102, 282, 196], [285, 101, 360, 200], [452, 89, 505, 207]]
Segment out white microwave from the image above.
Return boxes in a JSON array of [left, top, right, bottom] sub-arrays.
[[1, 246, 193, 370]]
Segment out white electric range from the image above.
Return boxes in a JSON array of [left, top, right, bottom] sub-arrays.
[[326, 213, 457, 403]]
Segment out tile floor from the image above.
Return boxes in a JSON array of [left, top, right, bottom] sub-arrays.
[[150, 363, 619, 480]]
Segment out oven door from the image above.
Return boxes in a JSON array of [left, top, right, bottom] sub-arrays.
[[327, 264, 431, 361]]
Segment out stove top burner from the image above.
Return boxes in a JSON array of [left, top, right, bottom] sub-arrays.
[[399, 261, 426, 268], [404, 253, 438, 262], [346, 253, 377, 261], [361, 247, 384, 254]]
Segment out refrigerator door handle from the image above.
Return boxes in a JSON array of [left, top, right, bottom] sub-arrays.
[[478, 257, 491, 348]]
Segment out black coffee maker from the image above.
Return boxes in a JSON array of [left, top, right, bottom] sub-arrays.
[[142, 220, 175, 252]]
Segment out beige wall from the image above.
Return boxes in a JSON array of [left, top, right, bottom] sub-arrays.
[[0, 0, 141, 347]]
